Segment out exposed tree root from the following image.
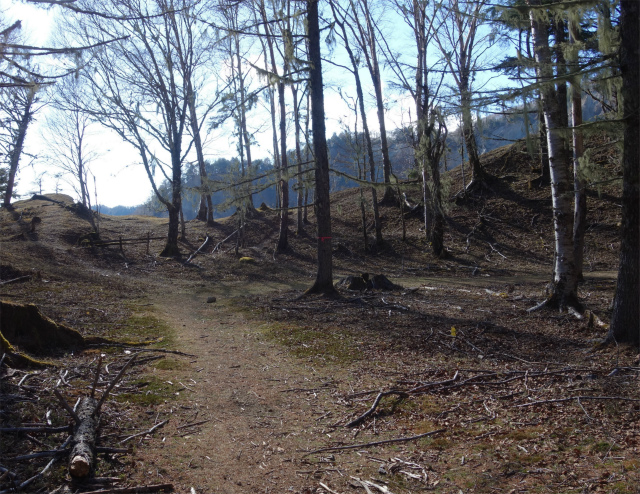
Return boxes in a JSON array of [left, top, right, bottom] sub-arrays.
[[299, 284, 340, 300], [527, 295, 584, 315]]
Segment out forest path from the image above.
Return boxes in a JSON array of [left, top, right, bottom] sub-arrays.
[[124, 269, 618, 493], [125, 282, 329, 494]]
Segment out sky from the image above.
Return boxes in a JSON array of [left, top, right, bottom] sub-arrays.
[[4, 0, 508, 209], [4, 0, 379, 208]]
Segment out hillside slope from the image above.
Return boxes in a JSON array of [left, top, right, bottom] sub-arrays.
[[1, 139, 635, 494]]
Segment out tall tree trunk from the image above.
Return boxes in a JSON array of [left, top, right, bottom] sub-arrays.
[[537, 100, 550, 185], [236, 35, 254, 210], [306, 0, 335, 295], [608, 0, 639, 346], [275, 76, 289, 252], [353, 0, 393, 201], [569, 22, 586, 281], [187, 82, 212, 224], [3, 89, 35, 209], [460, 85, 482, 186], [529, 1, 579, 309], [256, 6, 280, 210], [292, 85, 304, 234], [303, 91, 311, 224], [330, 2, 382, 245], [160, 148, 183, 257]]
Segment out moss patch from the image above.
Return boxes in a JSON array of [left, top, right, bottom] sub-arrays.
[[263, 323, 361, 364], [153, 358, 188, 371], [112, 308, 175, 349], [115, 377, 175, 406]]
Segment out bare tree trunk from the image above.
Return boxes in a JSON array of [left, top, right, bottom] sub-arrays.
[[306, 0, 335, 295], [569, 22, 586, 280], [538, 100, 550, 185], [3, 89, 34, 209], [608, 0, 639, 346], [275, 75, 289, 252], [330, 2, 382, 245], [351, 0, 393, 201], [303, 91, 311, 224], [460, 88, 482, 186], [179, 206, 186, 240], [160, 145, 183, 257], [187, 81, 212, 224], [529, 0, 579, 309], [292, 85, 304, 234], [235, 34, 254, 210]]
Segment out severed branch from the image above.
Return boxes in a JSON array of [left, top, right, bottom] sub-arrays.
[[0, 276, 31, 285], [4, 449, 70, 461], [408, 370, 460, 394], [185, 235, 210, 264], [487, 242, 507, 259], [95, 353, 138, 416], [211, 227, 242, 255], [302, 429, 446, 457], [516, 396, 640, 408], [63, 483, 174, 494], [96, 446, 131, 454], [0, 425, 70, 434], [53, 389, 81, 424], [120, 420, 169, 444], [115, 348, 195, 357], [0, 436, 72, 494], [176, 419, 209, 430], [91, 354, 103, 399], [346, 391, 408, 428]]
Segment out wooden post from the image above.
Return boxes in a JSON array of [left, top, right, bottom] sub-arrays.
[[146, 231, 150, 255], [119, 236, 124, 256]]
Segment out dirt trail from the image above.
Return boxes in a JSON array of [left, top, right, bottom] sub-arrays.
[[125, 270, 620, 493], [128, 285, 327, 494]]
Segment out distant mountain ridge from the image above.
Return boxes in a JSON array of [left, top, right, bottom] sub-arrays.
[[100, 96, 604, 216]]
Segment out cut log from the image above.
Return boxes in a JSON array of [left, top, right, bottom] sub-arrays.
[[69, 396, 98, 478]]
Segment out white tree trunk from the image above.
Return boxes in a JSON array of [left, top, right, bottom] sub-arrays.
[[530, 3, 579, 306]]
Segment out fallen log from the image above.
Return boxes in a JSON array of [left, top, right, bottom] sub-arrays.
[[53, 354, 138, 479], [69, 396, 98, 478]]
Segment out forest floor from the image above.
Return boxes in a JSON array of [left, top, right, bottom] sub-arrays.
[[1, 138, 638, 494]]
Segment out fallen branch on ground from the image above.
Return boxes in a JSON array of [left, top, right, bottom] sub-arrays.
[[302, 429, 446, 457], [516, 396, 640, 408], [346, 391, 408, 428], [120, 420, 169, 444], [66, 483, 174, 494], [185, 235, 211, 264]]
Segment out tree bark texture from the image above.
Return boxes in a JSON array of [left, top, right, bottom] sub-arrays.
[[3, 88, 35, 208], [69, 397, 98, 478], [530, 1, 579, 306], [569, 21, 586, 280], [292, 85, 304, 234], [187, 81, 212, 224], [307, 0, 334, 294], [276, 77, 289, 252], [609, 0, 639, 346]]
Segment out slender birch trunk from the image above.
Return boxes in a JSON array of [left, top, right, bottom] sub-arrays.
[[529, 1, 579, 308]]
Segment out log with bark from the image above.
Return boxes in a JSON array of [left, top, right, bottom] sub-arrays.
[[53, 353, 138, 479], [68, 396, 98, 478]]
